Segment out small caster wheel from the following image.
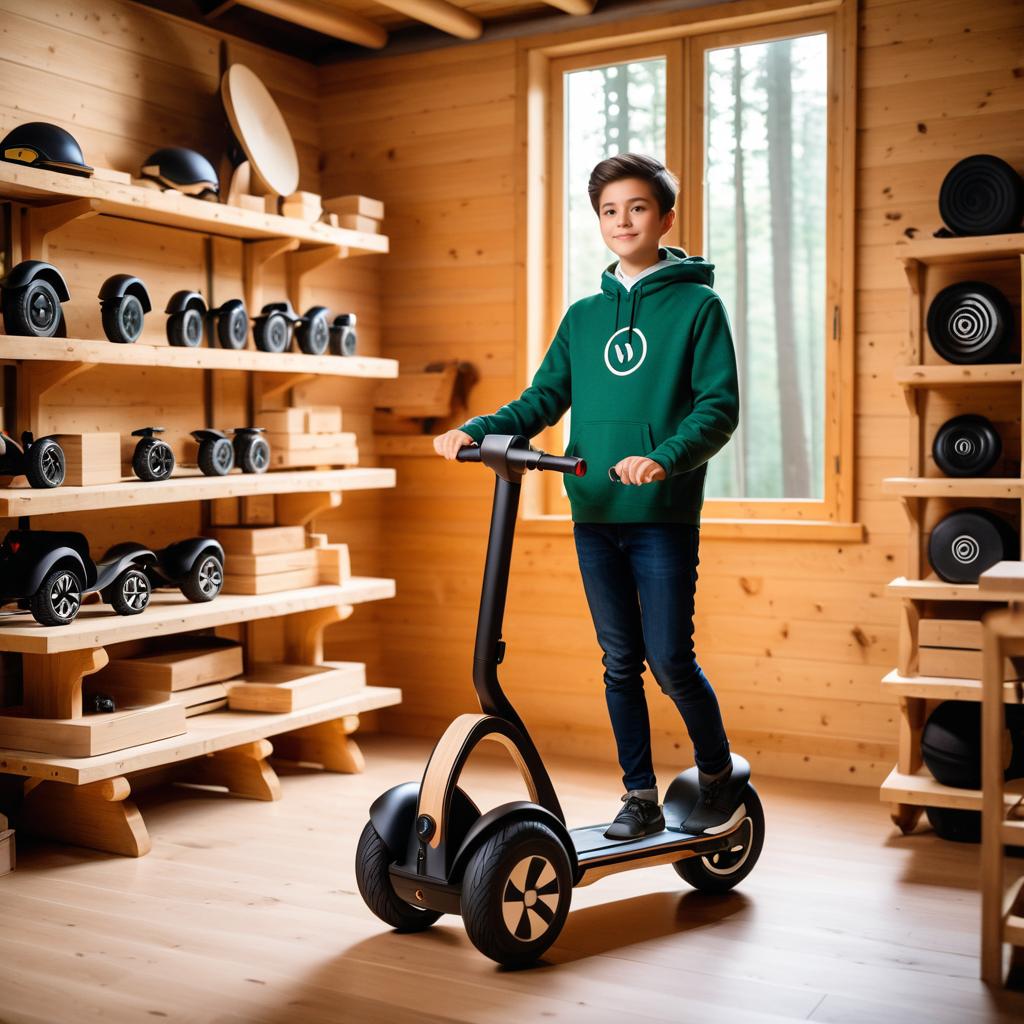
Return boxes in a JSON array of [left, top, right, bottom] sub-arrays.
[[296, 305, 331, 355], [253, 301, 299, 353], [165, 290, 208, 347], [107, 567, 151, 616], [210, 298, 249, 350], [89, 693, 117, 713], [131, 427, 176, 482], [232, 427, 270, 473], [99, 275, 152, 344], [1, 260, 70, 338], [31, 566, 83, 626], [182, 551, 224, 602], [191, 429, 234, 476], [25, 436, 66, 489], [330, 312, 357, 356]]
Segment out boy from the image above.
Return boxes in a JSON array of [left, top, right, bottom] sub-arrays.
[[434, 153, 741, 839]]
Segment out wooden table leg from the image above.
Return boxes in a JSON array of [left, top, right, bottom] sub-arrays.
[[181, 739, 282, 801], [271, 715, 364, 773], [890, 803, 923, 834]]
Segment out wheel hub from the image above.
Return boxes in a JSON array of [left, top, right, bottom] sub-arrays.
[[501, 855, 559, 942]]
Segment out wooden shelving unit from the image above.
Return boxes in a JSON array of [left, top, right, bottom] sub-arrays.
[[881, 233, 1024, 835], [0, 163, 401, 857]]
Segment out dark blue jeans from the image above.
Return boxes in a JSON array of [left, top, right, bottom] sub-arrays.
[[572, 521, 731, 792]]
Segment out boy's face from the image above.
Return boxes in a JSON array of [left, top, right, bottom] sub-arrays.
[[597, 177, 675, 264]]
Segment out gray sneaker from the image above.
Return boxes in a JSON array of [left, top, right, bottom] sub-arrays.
[[604, 794, 666, 840]]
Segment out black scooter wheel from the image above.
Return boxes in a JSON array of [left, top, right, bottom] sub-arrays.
[[167, 308, 204, 347], [107, 568, 151, 616], [254, 312, 291, 353], [928, 507, 1019, 584], [198, 437, 234, 476], [238, 436, 270, 474], [926, 281, 1012, 364], [25, 437, 65, 489], [461, 818, 572, 968], [932, 414, 1002, 477], [938, 154, 1024, 237], [31, 566, 83, 626], [133, 437, 175, 482], [673, 783, 765, 893], [216, 305, 249, 350], [5, 279, 64, 337], [297, 307, 331, 355], [102, 294, 144, 344], [181, 553, 223, 602], [355, 821, 442, 932]]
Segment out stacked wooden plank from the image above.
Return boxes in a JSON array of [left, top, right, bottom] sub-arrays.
[[257, 405, 359, 470]]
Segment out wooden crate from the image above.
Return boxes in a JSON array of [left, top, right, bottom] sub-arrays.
[[226, 661, 365, 713], [51, 433, 121, 486], [209, 525, 308, 556], [91, 639, 243, 694]]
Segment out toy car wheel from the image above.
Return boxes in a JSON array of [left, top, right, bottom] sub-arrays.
[[254, 312, 291, 353], [673, 784, 765, 893], [167, 308, 204, 348], [25, 437, 66, 489], [102, 294, 145, 344], [239, 436, 270, 474], [107, 568, 151, 616], [297, 307, 331, 355], [133, 437, 175, 482], [460, 818, 573, 968], [181, 552, 223, 602], [31, 566, 83, 626], [5, 278, 64, 337], [198, 437, 234, 476], [355, 821, 442, 932], [216, 305, 249, 350]]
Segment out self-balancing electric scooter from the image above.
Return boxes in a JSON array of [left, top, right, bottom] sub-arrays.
[[355, 434, 765, 967]]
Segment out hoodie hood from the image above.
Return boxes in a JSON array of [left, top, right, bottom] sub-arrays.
[[601, 245, 716, 344]]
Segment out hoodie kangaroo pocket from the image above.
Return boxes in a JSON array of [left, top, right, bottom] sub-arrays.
[[565, 420, 671, 509]]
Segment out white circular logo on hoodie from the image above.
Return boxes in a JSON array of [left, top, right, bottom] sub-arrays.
[[604, 327, 648, 376]]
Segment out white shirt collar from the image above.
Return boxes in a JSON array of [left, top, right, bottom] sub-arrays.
[[614, 257, 675, 292]]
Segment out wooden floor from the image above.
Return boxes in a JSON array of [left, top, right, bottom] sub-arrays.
[[1, 735, 1024, 1024]]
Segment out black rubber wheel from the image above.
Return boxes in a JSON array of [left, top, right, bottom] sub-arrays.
[[25, 437, 65, 488], [102, 295, 144, 344], [461, 819, 573, 968], [331, 323, 357, 356], [925, 806, 981, 843], [216, 305, 249, 350], [932, 414, 1002, 477], [355, 821, 443, 932], [928, 507, 1019, 584], [133, 438, 175, 482], [31, 566, 83, 626], [167, 308, 204, 348], [198, 437, 234, 476], [926, 281, 1013, 364], [239, 436, 270, 474], [938, 154, 1024, 237], [5, 279, 63, 337], [672, 784, 765, 893], [181, 553, 223, 602], [108, 568, 151, 616], [254, 312, 291, 353], [297, 307, 331, 355]]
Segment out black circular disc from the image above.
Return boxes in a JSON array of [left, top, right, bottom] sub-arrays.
[[926, 281, 1012, 364], [938, 154, 1024, 237], [932, 414, 1002, 477], [928, 507, 1019, 584]]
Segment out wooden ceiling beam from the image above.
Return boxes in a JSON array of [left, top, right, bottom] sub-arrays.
[[537, 0, 597, 14], [373, 0, 482, 39], [230, 0, 389, 47]]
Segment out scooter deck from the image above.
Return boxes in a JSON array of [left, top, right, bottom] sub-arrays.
[[572, 822, 706, 860]]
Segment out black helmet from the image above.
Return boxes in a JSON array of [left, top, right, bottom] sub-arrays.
[[140, 147, 219, 200], [1, 122, 93, 177]]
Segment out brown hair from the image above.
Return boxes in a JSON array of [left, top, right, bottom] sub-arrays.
[[588, 153, 679, 217]]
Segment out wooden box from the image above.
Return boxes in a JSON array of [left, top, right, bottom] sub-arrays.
[[305, 406, 342, 433], [257, 406, 342, 434], [223, 565, 320, 595], [339, 214, 380, 234], [281, 190, 322, 221], [226, 661, 365, 713], [210, 525, 307, 556], [322, 194, 384, 221], [919, 618, 1024, 679], [92, 639, 243, 693], [51, 432, 122, 486]]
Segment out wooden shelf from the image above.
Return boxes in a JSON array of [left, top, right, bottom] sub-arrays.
[[894, 364, 1021, 389], [0, 162, 388, 255], [880, 766, 1024, 813], [887, 576, 1023, 602], [0, 579, 394, 654], [894, 233, 1024, 266], [0, 686, 401, 785], [881, 669, 1022, 703], [0, 336, 397, 379], [882, 477, 1024, 499], [0, 467, 395, 517]]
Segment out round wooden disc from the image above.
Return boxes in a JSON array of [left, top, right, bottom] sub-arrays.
[[221, 63, 299, 198]]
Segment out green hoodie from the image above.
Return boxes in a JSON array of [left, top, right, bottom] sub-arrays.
[[458, 245, 739, 524]]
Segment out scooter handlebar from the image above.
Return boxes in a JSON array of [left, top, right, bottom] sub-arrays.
[[455, 442, 586, 477]]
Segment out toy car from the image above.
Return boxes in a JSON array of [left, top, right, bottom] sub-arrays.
[[253, 300, 299, 353], [165, 290, 207, 347], [0, 260, 69, 337], [131, 427, 175, 482], [0, 529, 156, 626], [99, 274, 151, 344], [330, 312, 357, 356], [232, 427, 270, 473], [296, 305, 331, 355], [144, 537, 225, 603], [209, 298, 249, 350], [190, 429, 234, 476], [0, 430, 66, 488]]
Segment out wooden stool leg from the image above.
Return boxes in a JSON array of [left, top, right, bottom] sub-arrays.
[[182, 739, 282, 801], [271, 716, 364, 773], [20, 776, 150, 857], [890, 803, 923, 834]]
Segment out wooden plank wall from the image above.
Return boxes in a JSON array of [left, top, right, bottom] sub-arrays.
[[318, 0, 1024, 787]]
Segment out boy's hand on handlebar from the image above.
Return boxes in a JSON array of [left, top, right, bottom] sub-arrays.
[[434, 429, 475, 460], [612, 456, 666, 485]]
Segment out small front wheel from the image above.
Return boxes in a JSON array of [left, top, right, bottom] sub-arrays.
[[181, 553, 223, 602], [108, 568, 151, 616], [355, 821, 442, 932], [31, 567, 83, 625], [254, 312, 291, 353], [25, 437, 66, 488], [133, 437, 175, 482], [216, 304, 249, 350], [102, 294, 145, 344], [238, 436, 270, 473], [167, 308, 204, 347], [198, 437, 234, 476], [461, 819, 572, 968]]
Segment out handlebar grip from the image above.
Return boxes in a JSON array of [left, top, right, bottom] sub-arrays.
[[537, 453, 587, 477], [455, 444, 482, 462]]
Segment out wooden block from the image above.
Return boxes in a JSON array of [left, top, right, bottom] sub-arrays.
[[317, 543, 351, 585], [339, 214, 380, 234], [92, 167, 132, 185], [0, 829, 14, 875], [980, 561, 1024, 593], [305, 406, 342, 433], [919, 619, 983, 650], [307, 532, 328, 548], [256, 407, 307, 433], [185, 699, 228, 717], [51, 433, 121, 486], [92, 640, 243, 693], [228, 546, 318, 576], [265, 430, 353, 452], [264, 194, 280, 215], [237, 194, 265, 212], [322, 195, 384, 220], [270, 443, 359, 469], [281, 190, 322, 221], [222, 565, 320, 595], [918, 646, 1024, 681], [321, 212, 340, 228], [226, 661, 365, 713], [209, 525, 307, 555], [165, 681, 229, 708]]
